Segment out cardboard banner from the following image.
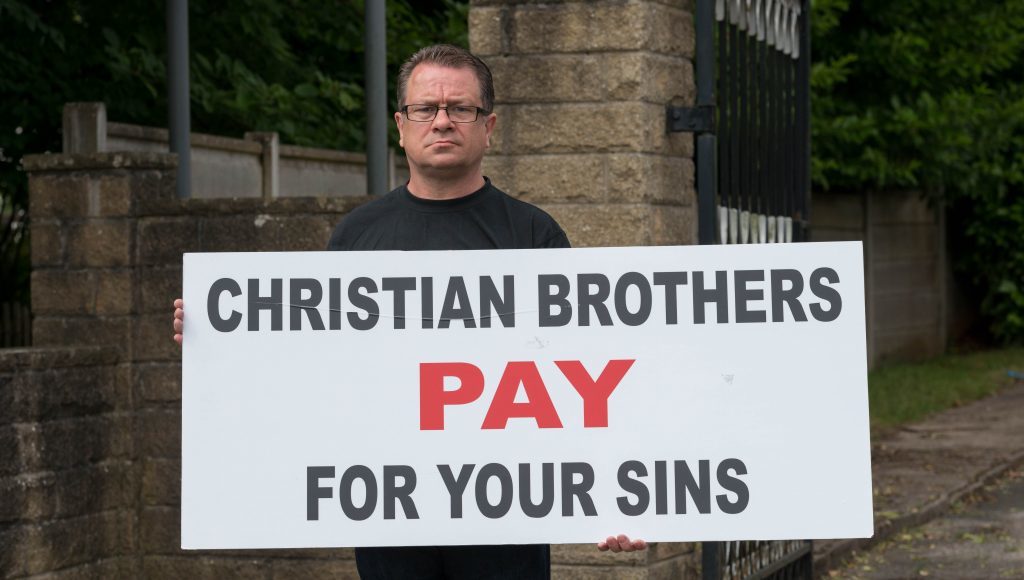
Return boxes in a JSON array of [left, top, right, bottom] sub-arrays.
[[181, 242, 872, 549]]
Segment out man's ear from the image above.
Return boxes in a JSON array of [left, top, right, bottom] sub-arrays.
[[394, 111, 405, 148], [484, 112, 496, 148]]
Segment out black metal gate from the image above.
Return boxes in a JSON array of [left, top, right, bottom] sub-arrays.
[[668, 0, 813, 577]]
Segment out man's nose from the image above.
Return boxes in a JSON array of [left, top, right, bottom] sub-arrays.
[[431, 108, 455, 129]]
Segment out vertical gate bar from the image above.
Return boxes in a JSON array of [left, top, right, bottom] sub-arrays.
[[757, 27, 765, 216], [729, 17, 739, 215], [765, 34, 774, 218], [717, 14, 728, 242], [702, 539, 722, 580], [696, 0, 717, 245], [784, 43, 793, 222], [770, 38, 778, 220], [797, 0, 811, 241], [738, 22, 748, 216]]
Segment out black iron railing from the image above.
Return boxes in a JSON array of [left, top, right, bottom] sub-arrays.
[[668, 0, 813, 577]]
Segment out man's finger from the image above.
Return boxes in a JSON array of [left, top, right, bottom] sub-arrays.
[[173, 319, 184, 333], [174, 308, 184, 320], [174, 298, 183, 308]]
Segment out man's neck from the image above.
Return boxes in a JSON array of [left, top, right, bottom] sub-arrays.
[[406, 172, 486, 201]]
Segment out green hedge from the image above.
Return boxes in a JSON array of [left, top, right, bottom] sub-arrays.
[[811, 0, 1024, 343]]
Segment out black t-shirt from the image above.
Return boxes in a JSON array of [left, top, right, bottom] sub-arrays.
[[327, 178, 570, 251]]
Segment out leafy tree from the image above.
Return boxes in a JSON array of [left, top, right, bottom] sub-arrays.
[[0, 0, 468, 305], [811, 0, 1024, 343]]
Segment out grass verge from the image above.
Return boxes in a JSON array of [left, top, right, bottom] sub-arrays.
[[869, 347, 1024, 430]]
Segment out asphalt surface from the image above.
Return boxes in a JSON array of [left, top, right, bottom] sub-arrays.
[[827, 467, 1024, 579], [813, 381, 1024, 579]]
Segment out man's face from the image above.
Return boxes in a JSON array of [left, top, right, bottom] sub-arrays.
[[395, 63, 496, 178]]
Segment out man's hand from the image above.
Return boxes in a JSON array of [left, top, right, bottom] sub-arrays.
[[597, 534, 647, 553], [173, 298, 184, 345]]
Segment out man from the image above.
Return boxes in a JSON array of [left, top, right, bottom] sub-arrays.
[[174, 44, 645, 579]]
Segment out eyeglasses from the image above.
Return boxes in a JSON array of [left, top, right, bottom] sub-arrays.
[[401, 104, 489, 123]]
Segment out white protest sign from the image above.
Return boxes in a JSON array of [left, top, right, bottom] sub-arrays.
[[181, 242, 872, 549]]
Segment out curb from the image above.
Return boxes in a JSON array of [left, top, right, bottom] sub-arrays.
[[813, 449, 1024, 575]]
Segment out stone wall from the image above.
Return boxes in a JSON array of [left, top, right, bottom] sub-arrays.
[[13, 152, 369, 579], [13, 139, 701, 577], [0, 347, 136, 579], [811, 190, 960, 368]]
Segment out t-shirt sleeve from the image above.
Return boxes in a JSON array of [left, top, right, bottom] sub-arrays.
[[535, 212, 571, 249], [326, 220, 347, 251]]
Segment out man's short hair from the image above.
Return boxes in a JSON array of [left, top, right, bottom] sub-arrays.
[[396, 44, 495, 113]]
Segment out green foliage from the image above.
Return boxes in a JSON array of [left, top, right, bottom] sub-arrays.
[[867, 347, 1024, 430], [0, 0, 468, 304], [811, 0, 1024, 343]]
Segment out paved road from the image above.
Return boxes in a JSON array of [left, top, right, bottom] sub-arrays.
[[827, 467, 1024, 579]]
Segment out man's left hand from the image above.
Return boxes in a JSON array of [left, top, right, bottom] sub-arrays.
[[597, 534, 647, 553]]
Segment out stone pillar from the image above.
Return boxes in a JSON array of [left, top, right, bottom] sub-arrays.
[[471, 0, 697, 249], [470, 1, 700, 577]]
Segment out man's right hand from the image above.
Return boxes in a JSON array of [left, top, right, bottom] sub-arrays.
[[173, 298, 184, 345]]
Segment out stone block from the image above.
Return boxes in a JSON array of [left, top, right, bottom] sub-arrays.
[[23, 557, 138, 579], [607, 154, 695, 204], [0, 525, 28, 577], [200, 215, 283, 253], [269, 559, 360, 580], [31, 270, 96, 315], [140, 506, 180, 555], [468, 6, 505, 56], [273, 215, 334, 251], [90, 173, 134, 216], [552, 564, 649, 580], [646, 540, 694, 562], [603, 53, 695, 104], [143, 458, 181, 506], [552, 543, 647, 566], [29, 174, 89, 219], [143, 555, 272, 580], [137, 217, 200, 267], [500, 102, 692, 156], [31, 220, 65, 267], [28, 415, 132, 471], [13, 510, 134, 576], [489, 54, 605, 104], [0, 473, 26, 522], [130, 169, 178, 207], [134, 312, 182, 362], [484, 154, 608, 203], [14, 461, 134, 521], [95, 269, 134, 315], [16, 364, 129, 421], [32, 316, 132, 349], [648, 550, 698, 580], [137, 409, 181, 459], [490, 52, 693, 105], [139, 266, 181, 314], [0, 374, 14, 425], [136, 362, 182, 404], [651, 204, 698, 245], [67, 219, 133, 268], [509, 2, 693, 57], [543, 203, 651, 247]]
